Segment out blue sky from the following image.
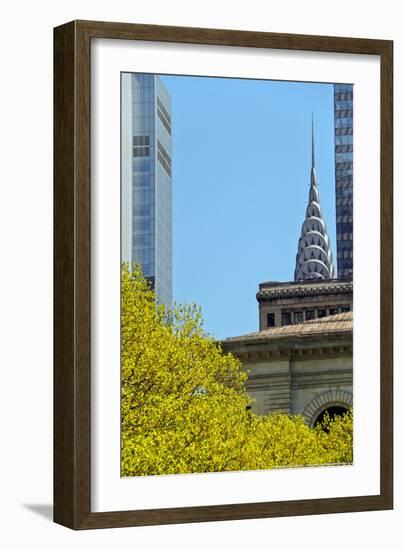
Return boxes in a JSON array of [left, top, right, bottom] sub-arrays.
[[160, 74, 336, 340]]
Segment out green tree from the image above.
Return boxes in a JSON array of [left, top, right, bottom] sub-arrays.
[[121, 264, 252, 476], [121, 264, 353, 476]]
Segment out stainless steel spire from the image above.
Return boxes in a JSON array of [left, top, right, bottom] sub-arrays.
[[294, 119, 335, 281]]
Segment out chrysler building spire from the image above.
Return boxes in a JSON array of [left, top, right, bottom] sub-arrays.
[[312, 114, 315, 168], [294, 119, 335, 281]]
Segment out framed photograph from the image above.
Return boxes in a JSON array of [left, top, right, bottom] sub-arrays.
[[54, 20, 393, 529]]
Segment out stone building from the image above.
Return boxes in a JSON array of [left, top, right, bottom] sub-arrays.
[[222, 120, 353, 426], [258, 277, 353, 330], [223, 311, 352, 426]]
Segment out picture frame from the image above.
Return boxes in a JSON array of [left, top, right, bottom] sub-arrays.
[[54, 19, 393, 530]]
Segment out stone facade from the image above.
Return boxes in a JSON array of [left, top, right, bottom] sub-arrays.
[[223, 311, 353, 426], [257, 277, 353, 330]]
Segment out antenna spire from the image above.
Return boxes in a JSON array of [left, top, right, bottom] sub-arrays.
[[311, 113, 315, 168]]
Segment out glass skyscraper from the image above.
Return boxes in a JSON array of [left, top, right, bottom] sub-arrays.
[[121, 73, 173, 308], [333, 84, 353, 278]]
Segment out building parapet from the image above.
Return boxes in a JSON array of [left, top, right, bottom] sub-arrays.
[[257, 277, 353, 304]]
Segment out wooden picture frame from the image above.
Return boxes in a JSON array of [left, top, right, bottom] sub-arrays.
[[54, 20, 393, 529]]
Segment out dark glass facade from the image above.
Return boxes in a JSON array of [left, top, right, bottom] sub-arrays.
[[121, 74, 173, 308], [334, 84, 353, 278]]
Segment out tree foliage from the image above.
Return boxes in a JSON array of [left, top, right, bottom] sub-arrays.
[[121, 264, 353, 476]]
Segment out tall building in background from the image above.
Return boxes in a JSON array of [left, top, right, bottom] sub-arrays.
[[294, 120, 335, 282], [333, 84, 353, 278], [121, 73, 173, 308]]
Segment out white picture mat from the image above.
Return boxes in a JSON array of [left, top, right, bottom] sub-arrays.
[[91, 38, 381, 513]]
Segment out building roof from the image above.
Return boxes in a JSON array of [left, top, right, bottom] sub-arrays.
[[225, 311, 352, 343]]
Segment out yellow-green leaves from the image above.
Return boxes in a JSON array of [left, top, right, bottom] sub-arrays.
[[121, 264, 353, 476], [315, 409, 353, 464]]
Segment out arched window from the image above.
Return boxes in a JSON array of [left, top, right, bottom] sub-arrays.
[[314, 406, 348, 428]]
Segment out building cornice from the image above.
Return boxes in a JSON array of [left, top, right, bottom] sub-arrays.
[[223, 331, 352, 363], [230, 345, 352, 364], [257, 282, 353, 303]]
